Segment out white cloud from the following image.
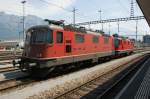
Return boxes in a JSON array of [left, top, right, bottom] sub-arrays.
[[27, 0, 76, 18], [0, 0, 76, 18], [0, 0, 22, 15]]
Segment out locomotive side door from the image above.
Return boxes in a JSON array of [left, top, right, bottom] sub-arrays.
[[55, 31, 64, 56], [64, 33, 72, 55], [114, 37, 119, 50]]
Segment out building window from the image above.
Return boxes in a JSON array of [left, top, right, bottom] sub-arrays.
[[93, 36, 99, 43], [57, 31, 63, 43], [75, 34, 84, 43], [104, 37, 109, 44]]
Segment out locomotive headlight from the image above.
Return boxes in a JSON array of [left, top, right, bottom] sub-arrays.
[[29, 63, 37, 66], [39, 53, 42, 57]]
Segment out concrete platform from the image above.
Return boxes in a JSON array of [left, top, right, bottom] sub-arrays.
[[115, 56, 150, 99], [134, 58, 150, 99]]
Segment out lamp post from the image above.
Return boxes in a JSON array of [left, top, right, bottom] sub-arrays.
[[135, 20, 138, 42], [117, 21, 120, 34], [98, 10, 103, 31], [109, 23, 111, 35], [72, 7, 77, 27], [21, 0, 26, 41]]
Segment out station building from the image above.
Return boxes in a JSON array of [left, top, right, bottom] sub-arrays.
[[0, 41, 19, 51]]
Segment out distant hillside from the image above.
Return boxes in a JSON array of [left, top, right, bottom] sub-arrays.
[[0, 12, 46, 40]]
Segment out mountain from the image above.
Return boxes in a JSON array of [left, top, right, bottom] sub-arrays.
[[0, 12, 46, 40]]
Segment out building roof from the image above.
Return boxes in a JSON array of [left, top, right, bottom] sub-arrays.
[[0, 41, 19, 47], [137, 0, 150, 26]]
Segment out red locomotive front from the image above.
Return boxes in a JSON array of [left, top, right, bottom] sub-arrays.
[[24, 26, 53, 59], [17, 26, 55, 76]]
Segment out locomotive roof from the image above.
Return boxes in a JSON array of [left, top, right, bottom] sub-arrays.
[[27, 24, 133, 43], [27, 19, 110, 36], [27, 24, 103, 36], [27, 25, 49, 30], [28, 24, 132, 39]]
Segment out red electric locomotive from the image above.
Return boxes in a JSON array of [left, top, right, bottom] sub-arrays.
[[113, 34, 134, 55], [13, 20, 134, 77]]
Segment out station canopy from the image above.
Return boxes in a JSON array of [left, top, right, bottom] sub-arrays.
[[137, 0, 150, 26]]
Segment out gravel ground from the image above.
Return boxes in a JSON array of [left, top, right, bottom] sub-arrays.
[[0, 51, 149, 99]]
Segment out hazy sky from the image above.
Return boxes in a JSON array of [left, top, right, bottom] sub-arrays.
[[0, 0, 149, 40]]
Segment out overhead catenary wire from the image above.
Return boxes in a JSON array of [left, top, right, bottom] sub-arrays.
[[117, 0, 130, 16], [36, 0, 79, 24], [38, 0, 72, 12], [37, 0, 90, 25], [28, 1, 150, 35]]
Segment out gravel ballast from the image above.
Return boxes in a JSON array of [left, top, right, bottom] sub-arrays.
[[0, 52, 149, 99]]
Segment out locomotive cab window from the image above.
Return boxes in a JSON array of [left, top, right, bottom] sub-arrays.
[[93, 36, 99, 43], [56, 31, 63, 43], [75, 34, 84, 43], [29, 27, 53, 44]]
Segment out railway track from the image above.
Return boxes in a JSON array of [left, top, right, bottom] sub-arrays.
[[0, 51, 22, 55], [0, 51, 22, 61], [53, 54, 149, 99], [0, 76, 33, 93], [0, 67, 19, 73], [133, 47, 150, 53], [0, 61, 12, 65], [0, 55, 20, 61]]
